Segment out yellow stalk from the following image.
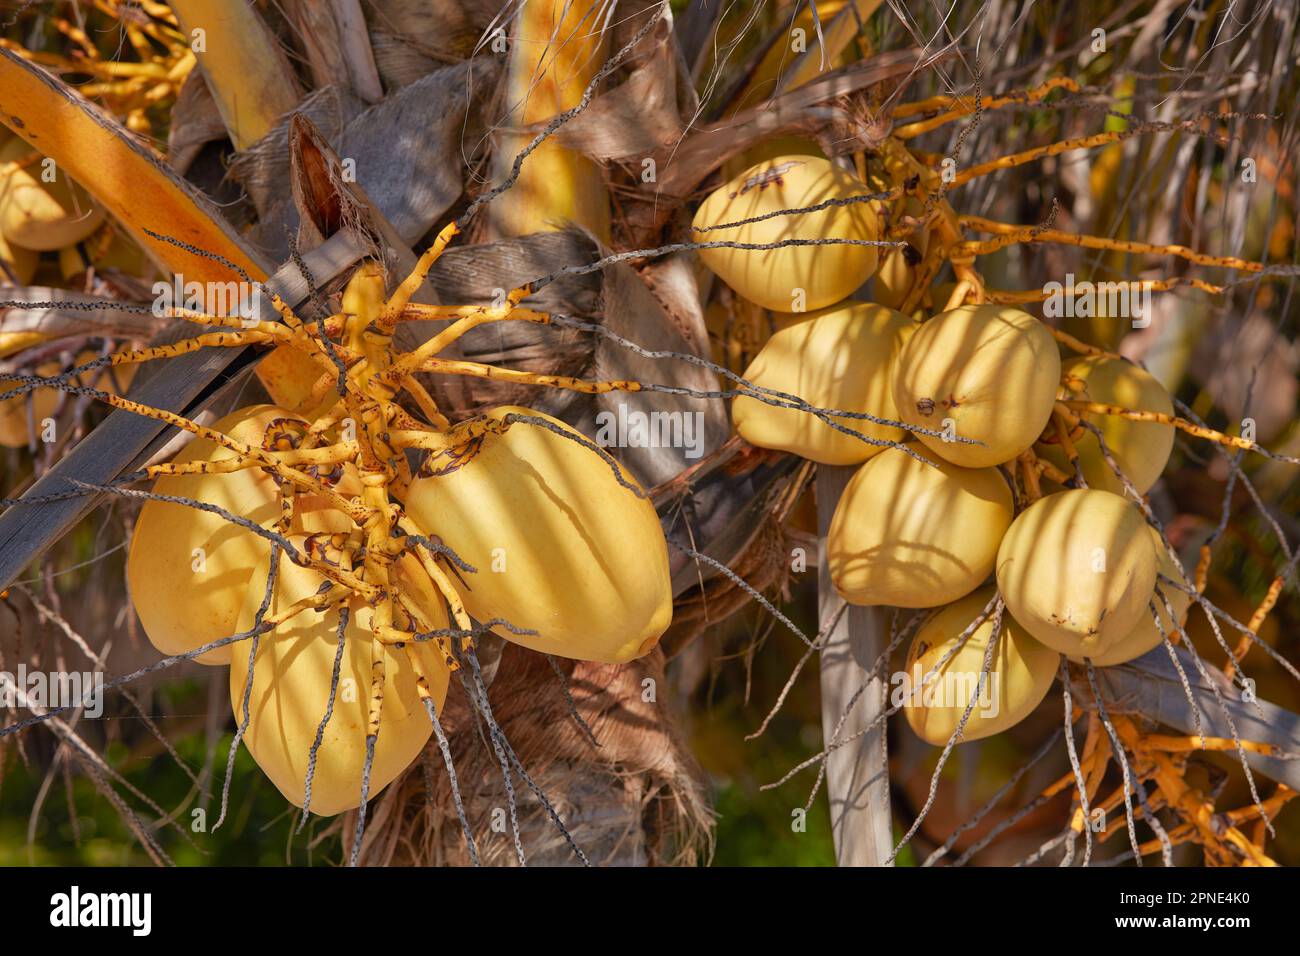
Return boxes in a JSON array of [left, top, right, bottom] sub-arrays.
[[167, 0, 302, 150], [488, 0, 610, 241]]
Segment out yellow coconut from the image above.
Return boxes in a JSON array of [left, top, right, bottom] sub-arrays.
[[691, 155, 880, 313], [1036, 355, 1175, 495], [229, 550, 450, 816], [0, 359, 60, 447], [892, 304, 1061, 468], [732, 301, 914, 464], [403, 405, 672, 663], [996, 488, 1158, 658], [0, 138, 106, 251], [904, 587, 1059, 745], [1069, 527, 1192, 666], [127, 405, 301, 664], [827, 443, 1014, 608]]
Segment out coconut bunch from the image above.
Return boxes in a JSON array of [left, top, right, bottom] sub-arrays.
[[0, 0, 717, 863], [691, 157, 1188, 746], [118, 261, 675, 817]]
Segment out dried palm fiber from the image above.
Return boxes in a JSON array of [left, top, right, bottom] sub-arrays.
[[515, 7, 712, 359], [587, 257, 730, 485], [363, 0, 499, 65], [367, 33, 443, 89], [662, 510, 792, 659], [165, 70, 227, 176], [544, 13, 685, 164], [231, 60, 493, 261], [347, 645, 712, 866], [227, 86, 367, 232], [412, 225, 728, 483], [526, 5, 689, 249], [282, 0, 383, 104], [660, 453, 806, 652], [414, 229, 602, 421]]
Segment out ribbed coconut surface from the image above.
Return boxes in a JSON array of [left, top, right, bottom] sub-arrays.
[[732, 301, 914, 464], [229, 550, 451, 816], [827, 444, 1014, 608], [1037, 354, 1175, 494], [996, 488, 1158, 658], [904, 587, 1058, 745], [404, 406, 672, 663], [0, 138, 106, 251], [691, 155, 880, 313], [892, 304, 1061, 468], [1068, 526, 1192, 666], [127, 405, 296, 664]]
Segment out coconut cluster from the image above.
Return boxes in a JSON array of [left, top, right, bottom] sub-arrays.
[[0, 130, 107, 286], [1, 129, 143, 445], [693, 157, 1182, 746], [124, 269, 673, 815]]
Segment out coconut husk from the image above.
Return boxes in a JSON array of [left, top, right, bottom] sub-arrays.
[[348, 644, 713, 866], [233, 59, 493, 262], [362, 0, 499, 63], [368, 31, 445, 88], [166, 71, 228, 176], [663, 510, 791, 658], [228, 85, 366, 225]]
